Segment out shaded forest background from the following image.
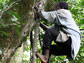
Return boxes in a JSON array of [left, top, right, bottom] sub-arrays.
[[0, 0, 84, 63]]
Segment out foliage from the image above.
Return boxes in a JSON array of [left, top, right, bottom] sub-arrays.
[[49, 0, 84, 63], [0, 0, 84, 63], [23, 40, 31, 63], [0, 0, 22, 38], [68, 0, 84, 62], [35, 0, 84, 63]]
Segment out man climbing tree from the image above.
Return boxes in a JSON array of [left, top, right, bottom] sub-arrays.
[[34, 1, 81, 63]]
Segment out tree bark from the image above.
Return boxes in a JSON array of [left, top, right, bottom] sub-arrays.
[[31, 21, 39, 63], [10, 44, 24, 63], [1, 0, 35, 63], [30, 0, 47, 63], [0, 0, 56, 63]]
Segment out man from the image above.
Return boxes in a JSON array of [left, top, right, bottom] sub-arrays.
[[34, 1, 81, 63]]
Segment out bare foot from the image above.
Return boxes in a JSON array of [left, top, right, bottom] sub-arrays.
[[35, 50, 48, 63]]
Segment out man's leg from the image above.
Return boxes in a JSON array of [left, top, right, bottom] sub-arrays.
[[48, 37, 72, 62], [36, 28, 59, 63]]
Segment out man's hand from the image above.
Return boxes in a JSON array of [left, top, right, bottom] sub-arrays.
[[34, 2, 41, 20], [34, 2, 41, 12]]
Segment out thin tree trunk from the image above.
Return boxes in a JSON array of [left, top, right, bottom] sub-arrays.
[[31, 0, 47, 63], [31, 21, 39, 63]]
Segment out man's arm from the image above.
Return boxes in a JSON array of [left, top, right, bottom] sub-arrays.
[[40, 22, 49, 31]]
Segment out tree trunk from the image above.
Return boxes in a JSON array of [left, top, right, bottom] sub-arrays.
[[31, 0, 47, 63], [1, 0, 35, 63], [10, 44, 24, 63], [0, 0, 56, 63], [30, 0, 57, 63], [31, 21, 39, 63]]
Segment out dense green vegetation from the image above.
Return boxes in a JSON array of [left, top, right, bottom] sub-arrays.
[[0, 0, 84, 63]]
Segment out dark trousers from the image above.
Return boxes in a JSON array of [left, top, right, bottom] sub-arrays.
[[42, 28, 72, 62]]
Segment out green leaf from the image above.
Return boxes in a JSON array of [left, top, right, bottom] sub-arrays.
[[15, 25, 22, 40], [0, 24, 9, 28], [0, 3, 3, 10], [80, 0, 84, 6], [1, 0, 6, 5], [80, 19, 84, 24], [9, 11, 21, 20], [0, 0, 2, 3], [52, 41, 56, 45], [0, 30, 8, 36], [80, 24, 84, 29], [7, 0, 9, 2]]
